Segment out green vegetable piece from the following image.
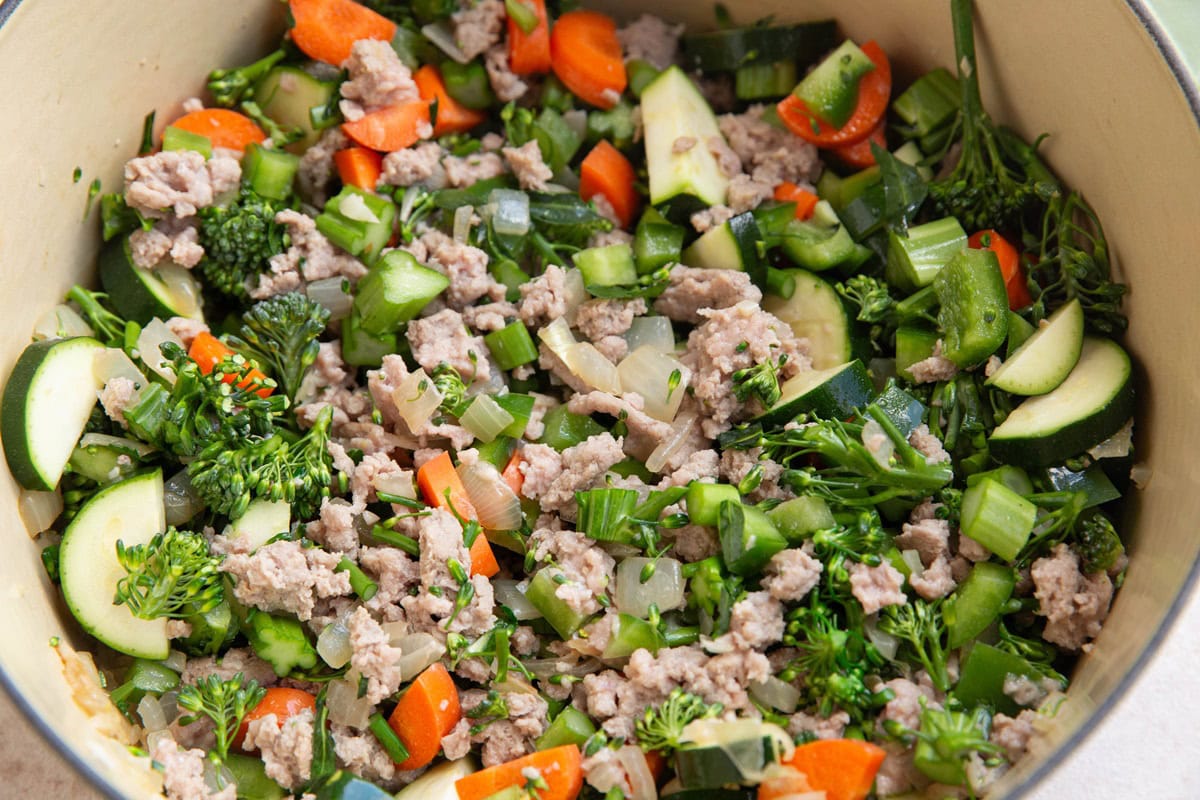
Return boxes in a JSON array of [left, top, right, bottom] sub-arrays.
[[911, 706, 1002, 787], [485, 321, 539, 371], [337, 557, 379, 602], [1006, 311, 1037, 356], [576, 488, 640, 543], [241, 609, 319, 675], [526, 569, 590, 639], [227, 292, 331, 402], [718, 501, 787, 576], [626, 59, 661, 97], [872, 380, 927, 437], [109, 658, 181, 713], [767, 496, 835, 544], [162, 126, 212, 158], [895, 325, 940, 382], [934, 247, 1009, 367], [966, 465, 1034, 497], [945, 562, 1016, 649], [602, 612, 668, 659], [537, 706, 596, 750], [176, 672, 266, 762], [960, 478, 1037, 562], [493, 393, 536, 439], [316, 186, 397, 265], [1041, 464, 1120, 509], [354, 250, 450, 335], [368, 712, 411, 764], [634, 208, 685, 275], [341, 308, 397, 368], [885, 217, 967, 291], [736, 60, 798, 101], [892, 67, 962, 138], [178, 599, 239, 657], [576, 243, 638, 289], [224, 752, 287, 800], [441, 59, 496, 110], [954, 642, 1046, 716], [243, 143, 300, 201], [537, 405, 605, 451], [791, 40, 876, 129], [685, 483, 741, 528]]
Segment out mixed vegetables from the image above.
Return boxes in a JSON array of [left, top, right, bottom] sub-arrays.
[[2, 0, 1136, 798]]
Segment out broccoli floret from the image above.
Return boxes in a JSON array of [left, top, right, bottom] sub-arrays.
[[878, 598, 951, 693], [836, 275, 896, 324], [226, 293, 331, 402], [177, 672, 267, 763], [910, 705, 1005, 787], [196, 186, 292, 301], [810, 510, 891, 588], [113, 528, 224, 620], [1074, 511, 1124, 574], [634, 688, 723, 754], [187, 405, 335, 520], [207, 49, 286, 108]]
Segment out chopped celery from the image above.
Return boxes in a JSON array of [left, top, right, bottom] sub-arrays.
[[735, 60, 798, 100], [316, 186, 397, 265], [885, 216, 968, 291], [459, 395, 516, 444], [892, 67, 962, 139], [485, 321, 539, 370], [493, 393, 535, 438], [966, 465, 1034, 496], [718, 501, 787, 575], [526, 568, 590, 638], [576, 243, 638, 288], [767, 496, 835, 543], [536, 706, 597, 749], [354, 250, 450, 335], [895, 325, 939, 382], [960, 478, 1037, 561], [243, 143, 300, 201], [685, 482, 741, 527]]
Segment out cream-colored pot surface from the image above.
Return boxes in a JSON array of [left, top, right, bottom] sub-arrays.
[[0, 0, 1196, 797]]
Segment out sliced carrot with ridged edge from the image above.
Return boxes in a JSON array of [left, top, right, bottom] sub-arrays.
[[777, 40, 892, 148], [579, 140, 640, 229], [342, 100, 431, 152], [170, 109, 266, 153], [455, 744, 584, 800], [414, 65, 488, 137], [288, 0, 397, 66], [508, 0, 552, 75], [334, 147, 383, 190], [550, 10, 626, 109], [386, 663, 461, 771]]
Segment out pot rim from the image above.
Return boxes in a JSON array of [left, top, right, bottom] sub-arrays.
[[0, 1, 1195, 797]]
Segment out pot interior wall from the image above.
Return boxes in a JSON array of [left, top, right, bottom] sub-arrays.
[[0, 0, 1196, 796]]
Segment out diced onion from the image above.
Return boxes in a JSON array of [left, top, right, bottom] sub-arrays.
[[33, 304, 93, 341], [616, 744, 657, 800], [617, 347, 689, 422], [565, 342, 622, 394], [749, 675, 802, 714], [453, 205, 475, 243], [624, 316, 675, 355], [145, 729, 174, 753], [458, 460, 523, 531], [395, 633, 445, 681], [864, 615, 900, 661], [306, 277, 354, 321], [162, 650, 187, 674], [137, 694, 168, 732], [158, 690, 180, 725], [80, 433, 156, 456], [459, 395, 516, 444], [422, 22, 470, 63], [861, 418, 894, 469], [381, 620, 409, 646], [1088, 418, 1134, 459], [93, 347, 148, 389], [615, 557, 684, 618], [373, 471, 416, 501], [561, 268, 587, 325], [340, 192, 380, 223], [317, 617, 353, 669], [137, 318, 185, 384], [156, 264, 202, 319], [327, 672, 373, 728], [493, 675, 538, 696], [525, 655, 602, 680], [392, 368, 443, 433], [489, 189, 531, 237], [163, 469, 205, 527], [646, 413, 696, 473], [538, 317, 576, 362], [493, 579, 543, 620], [18, 489, 62, 537], [901, 549, 924, 577]]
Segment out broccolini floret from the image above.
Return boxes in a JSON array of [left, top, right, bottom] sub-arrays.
[[878, 598, 951, 692], [1075, 511, 1125, 574], [836, 275, 896, 324], [196, 186, 291, 301], [634, 687, 723, 754], [114, 528, 224, 620], [780, 598, 888, 720], [909, 705, 1005, 787], [732, 353, 787, 408], [176, 672, 267, 763], [226, 293, 331, 402], [206, 49, 286, 107], [66, 285, 133, 349]]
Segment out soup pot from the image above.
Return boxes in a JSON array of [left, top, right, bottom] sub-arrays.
[[0, 0, 1196, 796]]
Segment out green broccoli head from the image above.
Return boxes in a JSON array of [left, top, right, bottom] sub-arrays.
[[197, 186, 291, 300]]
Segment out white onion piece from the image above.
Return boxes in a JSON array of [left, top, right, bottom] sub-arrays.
[[459, 395, 516, 444], [538, 317, 576, 362], [1088, 418, 1134, 459], [137, 318, 185, 384], [138, 693, 168, 732], [395, 633, 445, 681], [492, 675, 538, 696], [625, 316, 675, 354], [306, 277, 354, 321], [373, 471, 416, 501], [18, 489, 62, 537], [145, 728, 175, 754], [901, 549, 924, 578], [93, 347, 148, 389], [525, 656, 602, 680], [615, 557, 684, 618], [646, 413, 696, 473], [453, 205, 475, 243], [381, 620, 410, 646], [327, 672, 372, 728], [162, 650, 187, 674], [422, 22, 470, 63], [749, 676, 802, 714], [618, 347, 689, 422], [864, 615, 900, 661], [203, 761, 237, 796], [616, 744, 657, 800], [493, 579, 543, 620], [156, 264, 202, 319], [490, 189, 531, 236], [158, 689, 180, 724], [33, 304, 93, 341], [79, 433, 156, 457], [317, 618, 353, 669], [392, 368, 443, 434], [861, 418, 894, 470], [339, 191, 380, 223], [566, 342, 622, 394], [561, 268, 587, 325], [458, 461, 523, 531], [163, 469, 205, 527]]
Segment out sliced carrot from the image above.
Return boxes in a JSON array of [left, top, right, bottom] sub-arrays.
[[773, 182, 821, 221], [469, 534, 501, 578], [969, 229, 1031, 310], [455, 744, 584, 800], [334, 147, 384, 190], [387, 663, 461, 771], [188, 332, 273, 398], [342, 100, 431, 152], [550, 10, 626, 109], [777, 739, 887, 800], [288, 0, 397, 66], [170, 109, 266, 153], [579, 140, 640, 229], [414, 65, 488, 137], [1005, 268, 1034, 311], [234, 687, 316, 751], [501, 450, 525, 495], [508, 0, 552, 75], [777, 40, 892, 148], [417, 452, 499, 577], [830, 116, 888, 169]]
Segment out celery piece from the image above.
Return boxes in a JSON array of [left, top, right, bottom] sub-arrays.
[[460, 395, 516, 444], [602, 613, 667, 659], [767, 496, 835, 544], [537, 406, 605, 451], [892, 68, 962, 138], [966, 465, 1034, 496], [576, 243, 638, 288], [735, 60, 798, 101], [485, 321, 539, 370], [340, 309, 397, 368], [536, 706, 597, 750], [475, 436, 518, 470], [945, 562, 1016, 649], [243, 143, 300, 201], [885, 216, 968, 291], [960, 478, 1037, 562], [316, 186, 397, 265], [354, 250, 450, 335], [633, 208, 685, 275], [685, 483, 741, 527], [718, 501, 788, 576], [493, 393, 535, 439], [526, 569, 590, 638]]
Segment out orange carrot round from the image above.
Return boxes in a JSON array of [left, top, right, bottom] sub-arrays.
[[455, 744, 584, 800], [579, 140, 640, 229], [777, 41, 892, 148], [342, 101, 431, 152], [776, 739, 887, 800], [288, 0, 397, 66], [170, 109, 266, 153], [508, 0, 553, 75], [414, 65, 488, 137], [234, 687, 316, 751], [387, 663, 461, 771], [773, 182, 821, 221], [334, 147, 384, 190], [550, 10, 626, 109], [188, 332, 274, 398], [830, 116, 888, 169]]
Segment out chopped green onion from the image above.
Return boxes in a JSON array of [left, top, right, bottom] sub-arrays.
[[336, 557, 379, 602], [485, 321, 539, 370], [459, 395, 516, 444], [576, 488, 639, 542], [368, 712, 411, 763], [371, 525, 421, 557], [765, 267, 796, 300]]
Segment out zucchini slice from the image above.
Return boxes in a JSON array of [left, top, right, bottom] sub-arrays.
[[59, 470, 169, 659], [681, 212, 763, 285], [758, 359, 873, 425], [763, 269, 852, 369], [2, 336, 105, 490], [642, 66, 730, 206], [99, 236, 203, 323], [674, 718, 790, 789], [989, 337, 1134, 468], [682, 21, 837, 72], [255, 65, 337, 153], [986, 299, 1084, 395]]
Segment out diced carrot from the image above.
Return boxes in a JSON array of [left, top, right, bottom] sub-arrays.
[[414, 65, 488, 137], [387, 663, 461, 771], [417, 452, 499, 577], [234, 688, 316, 751], [469, 533, 501, 579], [774, 739, 887, 800], [508, 0, 552, 75], [455, 745, 584, 800], [579, 140, 640, 229], [501, 450, 524, 495], [288, 0, 397, 66], [170, 109, 266, 153], [342, 100, 431, 152], [777, 41, 892, 148], [550, 10, 626, 109], [969, 229, 1031, 310], [187, 332, 273, 398], [773, 182, 821, 221], [334, 147, 384, 190], [830, 116, 888, 169]]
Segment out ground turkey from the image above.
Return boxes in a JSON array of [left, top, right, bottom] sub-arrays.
[[380, 141, 447, 188], [452, 0, 506, 61], [1030, 543, 1114, 651], [848, 561, 908, 614], [503, 140, 554, 191], [518, 264, 572, 328], [455, 688, 550, 767], [565, 391, 670, 463], [484, 44, 528, 102], [528, 527, 616, 617], [347, 606, 404, 703], [338, 38, 419, 122], [406, 308, 493, 385], [220, 539, 352, 622], [907, 340, 959, 383], [762, 548, 823, 602], [152, 738, 235, 800], [729, 591, 786, 649], [124, 150, 240, 219], [654, 266, 763, 325], [253, 209, 366, 299], [129, 217, 204, 269], [616, 14, 684, 69], [242, 709, 314, 790], [413, 227, 505, 309], [525, 432, 626, 519]]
